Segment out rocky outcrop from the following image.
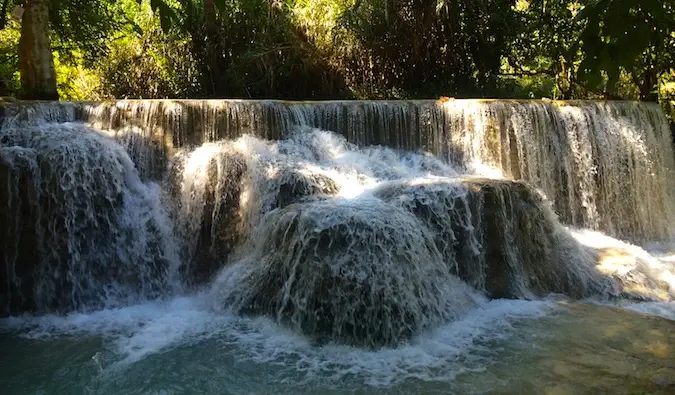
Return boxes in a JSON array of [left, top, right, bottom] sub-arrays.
[[215, 174, 673, 348], [231, 198, 477, 348], [0, 124, 172, 316], [0, 148, 40, 315], [272, 168, 339, 210], [375, 178, 613, 300], [169, 149, 248, 286], [169, 145, 341, 286]]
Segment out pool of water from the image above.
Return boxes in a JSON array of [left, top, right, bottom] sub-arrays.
[[1, 296, 674, 395]]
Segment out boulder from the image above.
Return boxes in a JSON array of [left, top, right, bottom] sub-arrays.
[[0, 125, 172, 315], [272, 168, 339, 210], [169, 146, 340, 287], [233, 197, 477, 348], [375, 177, 612, 299]]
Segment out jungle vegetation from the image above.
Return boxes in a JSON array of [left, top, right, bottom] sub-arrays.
[[1, 0, 674, 108]]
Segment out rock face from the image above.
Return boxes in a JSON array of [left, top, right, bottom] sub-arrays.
[[0, 124, 173, 316], [169, 149, 248, 286], [0, 148, 40, 315], [273, 168, 339, 210], [212, 174, 673, 348], [376, 178, 613, 300], [168, 145, 340, 287], [226, 198, 478, 348]]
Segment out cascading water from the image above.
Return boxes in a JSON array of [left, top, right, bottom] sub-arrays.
[[0, 122, 178, 315], [4, 99, 673, 242], [1, 100, 675, 394]]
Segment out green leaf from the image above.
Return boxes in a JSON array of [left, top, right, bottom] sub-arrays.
[[130, 21, 143, 36], [149, 0, 176, 33]]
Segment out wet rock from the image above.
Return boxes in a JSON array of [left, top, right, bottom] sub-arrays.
[[272, 168, 339, 210], [591, 244, 675, 302], [169, 149, 248, 286], [234, 198, 476, 348], [376, 178, 611, 299], [0, 125, 172, 316], [169, 145, 340, 287], [0, 148, 40, 316]]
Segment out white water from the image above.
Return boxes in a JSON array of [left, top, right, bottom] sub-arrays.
[[0, 122, 180, 314], [1, 294, 553, 388], [4, 100, 674, 242], [2, 101, 675, 393]]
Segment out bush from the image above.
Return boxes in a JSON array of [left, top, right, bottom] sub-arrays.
[[0, 20, 20, 97]]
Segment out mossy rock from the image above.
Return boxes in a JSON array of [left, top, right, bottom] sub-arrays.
[[272, 168, 339, 210], [376, 177, 611, 299], [237, 198, 473, 348]]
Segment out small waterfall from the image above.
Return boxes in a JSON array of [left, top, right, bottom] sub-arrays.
[[3, 99, 672, 242], [1, 100, 674, 348], [176, 129, 666, 347], [0, 122, 178, 315]]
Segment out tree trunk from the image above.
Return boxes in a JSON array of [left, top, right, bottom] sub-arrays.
[[200, 0, 224, 97], [204, 0, 216, 27], [18, 0, 58, 100]]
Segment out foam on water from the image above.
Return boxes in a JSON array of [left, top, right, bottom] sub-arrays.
[[2, 111, 675, 392], [0, 295, 554, 388], [570, 229, 675, 299], [622, 301, 675, 321]]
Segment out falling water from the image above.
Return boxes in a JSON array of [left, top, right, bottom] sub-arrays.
[[1, 99, 675, 394], [3, 99, 672, 242], [160, 128, 671, 348], [0, 122, 178, 315]]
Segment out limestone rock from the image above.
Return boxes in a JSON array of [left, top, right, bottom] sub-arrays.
[[376, 178, 612, 299], [273, 168, 339, 210], [234, 198, 476, 348], [0, 125, 172, 316], [0, 148, 40, 315]]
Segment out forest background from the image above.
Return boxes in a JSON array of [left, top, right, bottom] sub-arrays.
[[1, 0, 674, 121]]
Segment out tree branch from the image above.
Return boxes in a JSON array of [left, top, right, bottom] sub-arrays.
[[499, 69, 556, 77]]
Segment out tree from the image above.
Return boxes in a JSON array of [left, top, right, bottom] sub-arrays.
[[576, 0, 675, 100], [10, 0, 176, 100], [18, 0, 58, 100], [504, 0, 586, 98]]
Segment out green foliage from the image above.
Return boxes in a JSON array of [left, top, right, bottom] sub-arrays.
[[576, 0, 675, 98], [161, 0, 347, 98], [5, 0, 675, 103], [94, 0, 201, 98], [505, 0, 586, 98], [54, 51, 105, 100], [48, 0, 122, 66], [330, 0, 518, 97], [0, 18, 20, 96]]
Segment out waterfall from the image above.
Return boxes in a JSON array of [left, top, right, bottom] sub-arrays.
[[3, 99, 672, 242], [1, 99, 674, 348], [0, 122, 179, 315]]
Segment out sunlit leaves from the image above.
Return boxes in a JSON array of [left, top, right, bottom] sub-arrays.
[[575, 0, 675, 96]]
